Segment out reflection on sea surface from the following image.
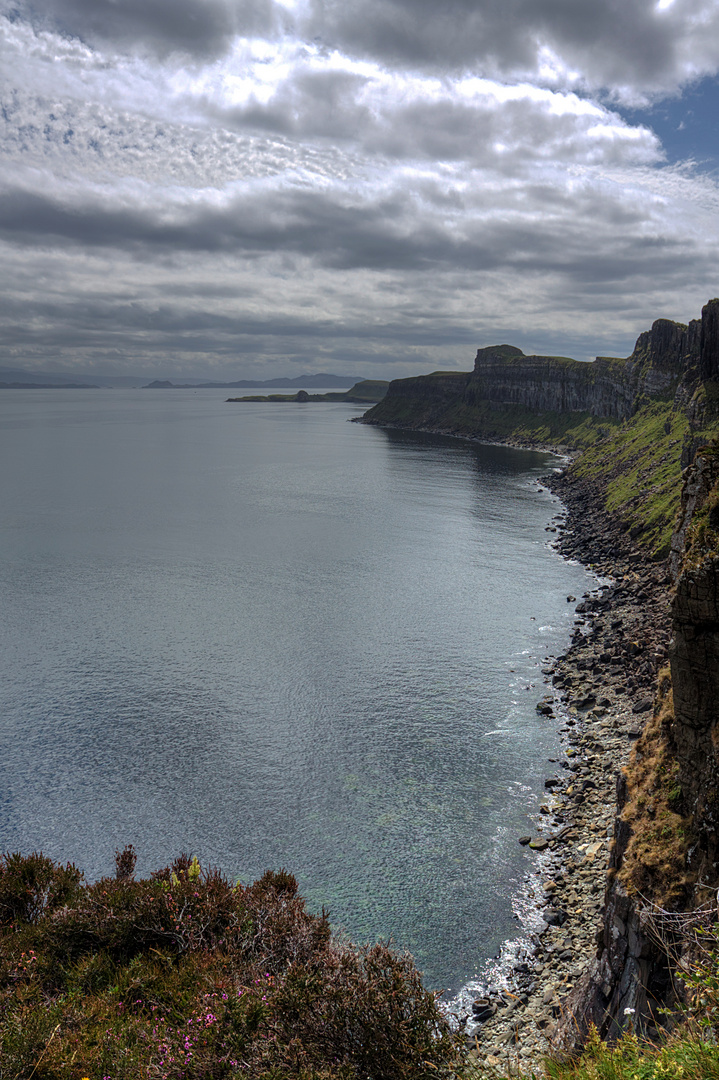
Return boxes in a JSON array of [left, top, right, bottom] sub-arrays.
[[0, 391, 592, 990]]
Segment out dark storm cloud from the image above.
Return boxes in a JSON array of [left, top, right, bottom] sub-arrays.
[[0, 289, 483, 350], [306, 0, 718, 93], [18, 0, 281, 58], [0, 178, 701, 288], [13, 0, 719, 94]]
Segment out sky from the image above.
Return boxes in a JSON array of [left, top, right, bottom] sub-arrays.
[[2, 0, 719, 380]]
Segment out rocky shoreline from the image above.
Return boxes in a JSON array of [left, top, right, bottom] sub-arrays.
[[457, 462, 672, 1072]]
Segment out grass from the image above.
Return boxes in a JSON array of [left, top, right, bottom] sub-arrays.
[[614, 670, 695, 908], [571, 399, 719, 558], [540, 1026, 719, 1080]]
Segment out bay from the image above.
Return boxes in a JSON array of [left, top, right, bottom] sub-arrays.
[[0, 389, 592, 992]]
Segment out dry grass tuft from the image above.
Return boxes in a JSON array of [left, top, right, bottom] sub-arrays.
[[618, 669, 695, 909]]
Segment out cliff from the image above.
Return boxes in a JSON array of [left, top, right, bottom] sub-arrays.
[[362, 302, 719, 452], [362, 299, 719, 1057], [363, 300, 719, 559], [553, 443, 719, 1053]]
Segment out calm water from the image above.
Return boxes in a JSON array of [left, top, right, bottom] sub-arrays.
[[0, 390, 592, 992]]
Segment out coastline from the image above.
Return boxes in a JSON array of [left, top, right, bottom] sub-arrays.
[[351, 415, 583, 462], [356, 419, 668, 1071], [461, 469, 669, 1071]]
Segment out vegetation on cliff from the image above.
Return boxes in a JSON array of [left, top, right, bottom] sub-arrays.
[[0, 848, 460, 1080], [572, 402, 694, 560], [615, 670, 694, 909]]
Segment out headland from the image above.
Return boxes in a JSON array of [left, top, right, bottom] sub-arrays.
[[359, 299, 719, 1071]]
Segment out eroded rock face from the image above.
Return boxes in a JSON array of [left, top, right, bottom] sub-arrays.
[[557, 447, 719, 1054], [699, 299, 719, 383], [467, 350, 635, 419], [372, 371, 472, 429], [465, 314, 701, 421], [669, 448, 719, 878], [669, 452, 719, 578], [553, 776, 667, 1053], [631, 318, 688, 373]]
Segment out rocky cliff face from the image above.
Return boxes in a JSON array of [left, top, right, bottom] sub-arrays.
[[669, 447, 719, 882], [555, 442, 719, 1053], [363, 299, 719, 441], [466, 349, 635, 420]]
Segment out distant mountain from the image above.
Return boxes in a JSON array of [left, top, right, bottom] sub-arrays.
[[0, 366, 366, 390], [0, 380, 98, 389], [143, 374, 365, 389]]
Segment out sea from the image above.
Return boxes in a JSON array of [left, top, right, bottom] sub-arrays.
[[0, 389, 594, 994]]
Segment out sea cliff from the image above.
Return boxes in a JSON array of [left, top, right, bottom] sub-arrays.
[[361, 299, 719, 1068], [361, 303, 718, 455]]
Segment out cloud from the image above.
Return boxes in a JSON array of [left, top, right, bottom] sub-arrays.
[[0, 158, 693, 281], [10, 0, 719, 99], [304, 0, 719, 101], [204, 61, 663, 168], [15, 0, 282, 59], [1, 0, 719, 380]]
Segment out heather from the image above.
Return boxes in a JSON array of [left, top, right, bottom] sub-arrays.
[[0, 848, 461, 1080]]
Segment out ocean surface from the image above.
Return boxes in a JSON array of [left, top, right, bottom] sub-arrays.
[[0, 389, 593, 993]]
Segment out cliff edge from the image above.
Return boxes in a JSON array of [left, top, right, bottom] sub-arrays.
[[362, 302, 719, 457], [362, 299, 719, 1059]]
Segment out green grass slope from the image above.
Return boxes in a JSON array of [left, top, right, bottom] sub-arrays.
[[573, 400, 719, 559]]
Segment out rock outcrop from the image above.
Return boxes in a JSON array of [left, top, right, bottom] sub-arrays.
[[554, 441, 719, 1054], [466, 348, 634, 420], [362, 300, 719, 444]]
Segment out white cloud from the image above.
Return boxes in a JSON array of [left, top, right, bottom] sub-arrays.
[[0, 0, 718, 377]]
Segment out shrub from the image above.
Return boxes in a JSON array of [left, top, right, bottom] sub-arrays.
[[0, 851, 83, 926], [0, 851, 461, 1080]]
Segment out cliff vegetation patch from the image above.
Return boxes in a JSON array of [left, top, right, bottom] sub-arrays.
[[617, 671, 695, 910], [0, 849, 461, 1080]]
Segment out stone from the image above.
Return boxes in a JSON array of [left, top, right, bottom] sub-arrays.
[[472, 998, 494, 1022]]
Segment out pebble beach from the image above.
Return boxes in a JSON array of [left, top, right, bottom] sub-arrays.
[[460, 464, 672, 1072]]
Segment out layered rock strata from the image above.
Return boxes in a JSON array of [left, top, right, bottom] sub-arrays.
[[362, 299, 719, 442]]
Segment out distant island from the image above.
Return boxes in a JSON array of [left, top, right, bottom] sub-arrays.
[[0, 368, 369, 390], [144, 373, 365, 390], [0, 380, 98, 389], [226, 379, 388, 404]]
